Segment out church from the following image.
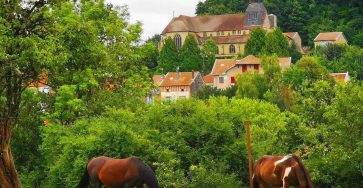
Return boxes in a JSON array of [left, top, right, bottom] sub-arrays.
[[160, 0, 302, 58]]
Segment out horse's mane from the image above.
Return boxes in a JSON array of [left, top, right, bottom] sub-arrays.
[[291, 154, 314, 188]]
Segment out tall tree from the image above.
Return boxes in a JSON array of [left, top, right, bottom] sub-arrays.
[[0, 1, 61, 187], [264, 28, 290, 56], [201, 38, 218, 74], [180, 34, 203, 71], [158, 37, 180, 73], [244, 27, 266, 56]]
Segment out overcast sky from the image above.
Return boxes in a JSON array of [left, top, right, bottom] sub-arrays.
[[106, 0, 202, 40]]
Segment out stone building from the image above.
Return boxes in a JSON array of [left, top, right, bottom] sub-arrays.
[[160, 0, 282, 58]]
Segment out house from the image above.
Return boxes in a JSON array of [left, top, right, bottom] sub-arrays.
[[330, 72, 350, 83], [314, 32, 347, 48], [160, 0, 279, 58], [284, 32, 304, 53], [29, 72, 51, 94], [159, 71, 204, 101], [203, 74, 214, 86], [210, 55, 291, 89]]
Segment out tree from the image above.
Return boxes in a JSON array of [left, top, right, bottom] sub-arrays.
[[180, 34, 203, 71], [236, 73, 269, 99], [282, 56, 333, 89], [264, 28, 290, 56], [158, 37, 180, 73], [244, 27, 266, 56], [0, 1, 152, 186], [201, 39, 218, 74], [0, 1, 61, 186], [261, 55, 281, 82]]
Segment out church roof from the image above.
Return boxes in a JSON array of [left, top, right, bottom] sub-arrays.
[[162, 14, 251, 34]]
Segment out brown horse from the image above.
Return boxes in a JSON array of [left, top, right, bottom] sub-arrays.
[[253, 154, 313, 188], [78, 156, 160, 188]]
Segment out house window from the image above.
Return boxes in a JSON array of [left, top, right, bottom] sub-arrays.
[[242, 65, 247, 72], [217, 32, 220, 36], [254, 64, 259, 71], [216, 47, 219, 54], [203, 32, 207, 37], [229, 45, 236, 54], [181, 88, 184, 92], [221, 31, 224, 36], [166, 88, 170, 92], [219, 76, 224, 83], [232, 30, 236, 35], [175, 34, 182, 49], [238, 30, 241, 35], [231, 77, 236, 84]]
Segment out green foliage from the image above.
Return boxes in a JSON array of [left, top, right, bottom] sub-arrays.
[[283, 56, 333, 89], [180, 35, 203, 71], [264, 28, 290, 56], [315, 44, 363, 80], [201, 39, 218, 74], [158, 37, 180, 73], [236, 73, 269, 99], [196, 0, 248, 15], [244, 27, 266, 56], [194, 85, 237, 100], [261, 55, 281, 81], [38, 97, 287, 187]]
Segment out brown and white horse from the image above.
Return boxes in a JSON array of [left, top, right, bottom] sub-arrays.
[[78, 156, 160, 188], [253, 154, 313, 188]]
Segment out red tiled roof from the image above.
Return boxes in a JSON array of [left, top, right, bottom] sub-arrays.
[[314, 32, 343, 42], [199, 35, 250, 44], [330, 72, 349, 82], [160, 72, 200, 86], [236, 55, 291, 68], [29, 72, 48, 87], [236, 55, 261, 65], [203, 74, 214, 84], [162, 14, 251, 34], [210, 59, 237, 75], [153, 75, 164, 86]]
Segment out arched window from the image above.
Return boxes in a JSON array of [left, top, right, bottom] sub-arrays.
[[174, 34, 182, 49], [229, 45, 236, 54]]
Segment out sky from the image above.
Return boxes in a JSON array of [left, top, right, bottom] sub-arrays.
[[106, 0, 202, 40]]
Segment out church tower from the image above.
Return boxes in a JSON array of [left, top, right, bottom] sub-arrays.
[[245, 0, 268, 26]]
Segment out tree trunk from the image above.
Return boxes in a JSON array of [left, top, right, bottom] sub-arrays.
[[0, 121, 22, 188]]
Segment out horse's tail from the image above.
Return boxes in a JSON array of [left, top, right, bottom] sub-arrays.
[[292, 154, 314, 188], [78, 164, 90, 188]]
